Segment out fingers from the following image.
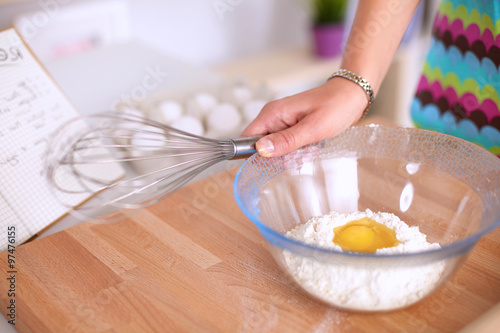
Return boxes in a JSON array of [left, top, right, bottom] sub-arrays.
[[255, 129, 298, 157], [254, 111, 328, 157], [241, 79, 367, 157], [242, 100, 295, 136]]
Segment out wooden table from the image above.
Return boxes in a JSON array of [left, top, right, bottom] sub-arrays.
[[1, 123, 499, 332]]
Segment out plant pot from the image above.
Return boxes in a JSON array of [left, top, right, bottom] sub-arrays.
[[313, 23, 344, 58]]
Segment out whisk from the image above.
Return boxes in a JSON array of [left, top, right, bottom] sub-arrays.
[[45, 112, 260, 221]]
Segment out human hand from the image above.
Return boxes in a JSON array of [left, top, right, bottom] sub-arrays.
[[241, 77, 369, 157]]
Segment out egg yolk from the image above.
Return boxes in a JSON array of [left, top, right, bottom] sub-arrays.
[[333, 217, 400, 253]]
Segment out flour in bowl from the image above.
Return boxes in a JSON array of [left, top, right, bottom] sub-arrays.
[[283, 209, 445, 311]]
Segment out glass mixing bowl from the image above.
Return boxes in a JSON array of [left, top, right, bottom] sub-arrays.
[[233, 125, 500, 312]]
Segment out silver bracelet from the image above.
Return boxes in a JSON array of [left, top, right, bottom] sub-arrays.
[[327, 69, 374, 121]]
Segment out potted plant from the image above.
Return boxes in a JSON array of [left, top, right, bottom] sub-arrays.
[[312, 0, 349, 58]]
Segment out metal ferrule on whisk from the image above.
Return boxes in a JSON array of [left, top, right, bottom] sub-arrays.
[[226, 136, 262, 160]]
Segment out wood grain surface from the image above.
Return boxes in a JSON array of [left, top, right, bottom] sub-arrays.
[[1, 149, 499, 332]]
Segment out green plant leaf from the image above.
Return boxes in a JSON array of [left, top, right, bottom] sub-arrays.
[[313, 0, 349, 24]]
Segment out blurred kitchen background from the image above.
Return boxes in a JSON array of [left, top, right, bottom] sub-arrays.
[[0, 0, 440, 129]]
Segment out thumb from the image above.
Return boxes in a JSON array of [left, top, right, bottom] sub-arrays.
[[255, 127, 305, 158]]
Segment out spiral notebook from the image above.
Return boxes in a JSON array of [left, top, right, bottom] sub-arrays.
[[0, 28, 124, 252]]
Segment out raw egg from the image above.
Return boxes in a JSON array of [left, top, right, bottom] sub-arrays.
[[333, 217, 400, 253]]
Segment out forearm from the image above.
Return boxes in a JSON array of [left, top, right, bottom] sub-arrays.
[[341, 0, 421, 95]]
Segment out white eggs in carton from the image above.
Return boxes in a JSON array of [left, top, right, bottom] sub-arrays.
[[157, 100, 183, 124], [171, 116, 204, 136], [206, 103, 242, 138], [127, 126, 172, 174], [186, 92, 218, 119], [229, 85, 253, 107], [112, 79, 274, 175], [142, 80, 273, 139]]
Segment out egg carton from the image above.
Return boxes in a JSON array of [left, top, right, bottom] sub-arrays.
[[111, 77, 275, 175]]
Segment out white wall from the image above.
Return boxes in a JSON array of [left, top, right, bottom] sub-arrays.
[[0, 0, 311, 66], [128, 0, 310, 66]]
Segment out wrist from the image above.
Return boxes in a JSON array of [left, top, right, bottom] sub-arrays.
[[322, 77, 368, 125], [338, 61, 382, 96], [327, 69, 374, 122]]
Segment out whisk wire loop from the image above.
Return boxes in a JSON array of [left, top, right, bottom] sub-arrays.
[[46, 112, 260, 221]]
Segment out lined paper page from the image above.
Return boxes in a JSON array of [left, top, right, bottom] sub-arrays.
[[0, 28, 123, 251]]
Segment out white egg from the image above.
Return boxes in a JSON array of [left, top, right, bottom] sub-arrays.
[[113, 111, 145, 146], [195, 92, 218, 112], [127, 128, 172, 174], [230, 86, 253, 107], [186, 92, 218, 119], [206, 103, 242, 137], [157, 100, 183, 124], [130, 128, 167, 151], [243, 99, 267, 123], [171, 116, 204, 136]]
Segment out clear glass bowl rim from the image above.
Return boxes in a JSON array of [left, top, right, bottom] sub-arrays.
[[233, 126, 500, 260]]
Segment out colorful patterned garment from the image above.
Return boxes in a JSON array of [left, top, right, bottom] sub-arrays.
[[411, 0, 500, 157]]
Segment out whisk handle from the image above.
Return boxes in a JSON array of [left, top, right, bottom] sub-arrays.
[[227, 136, 262, 160]]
